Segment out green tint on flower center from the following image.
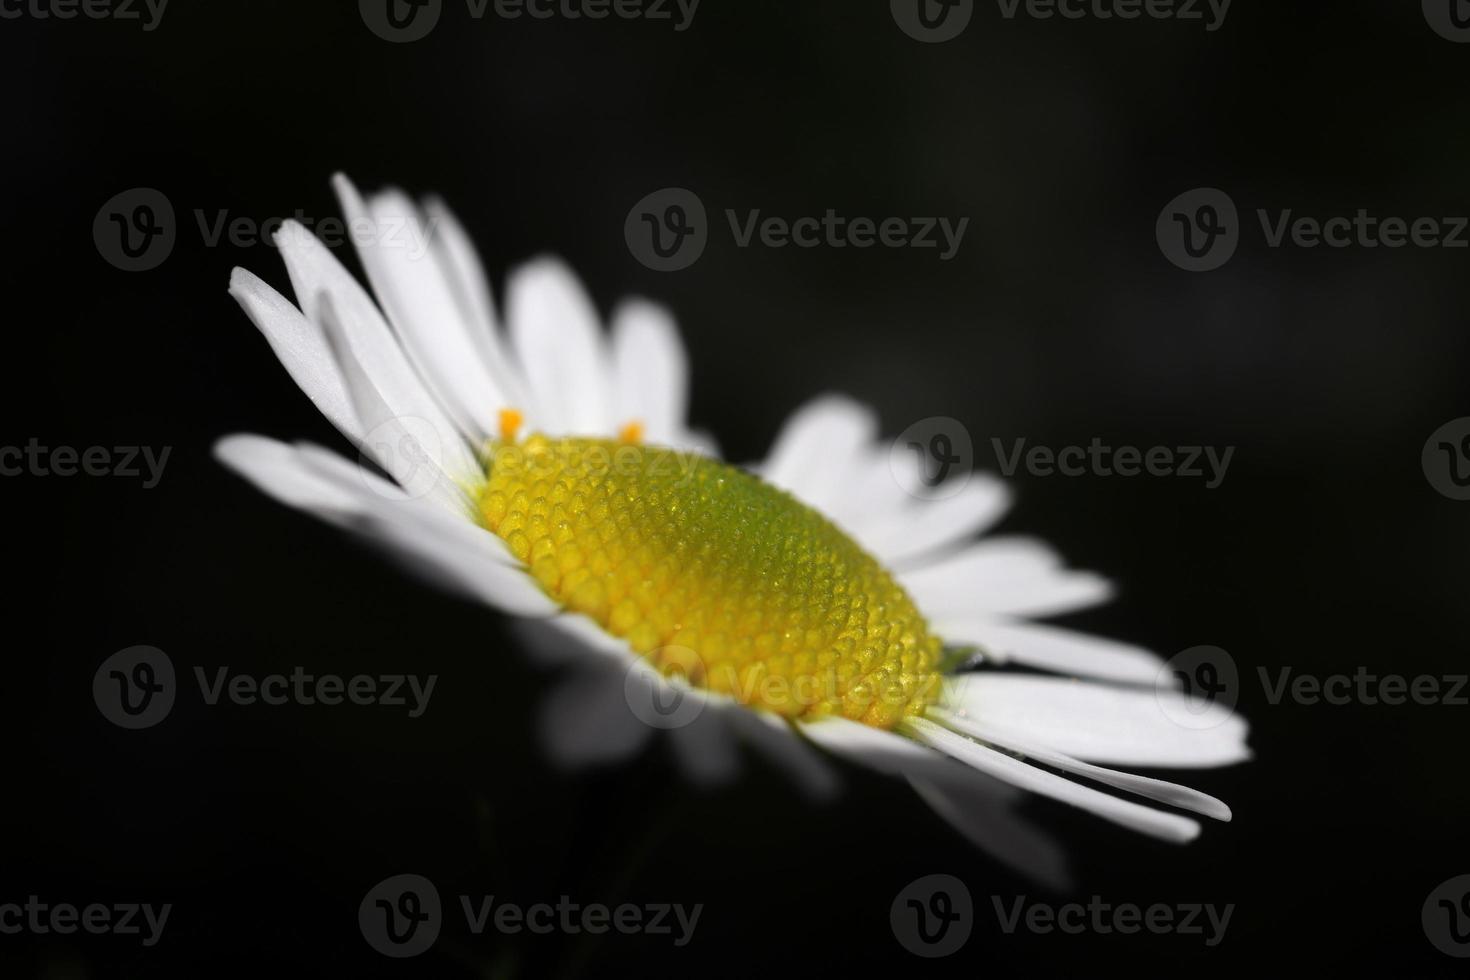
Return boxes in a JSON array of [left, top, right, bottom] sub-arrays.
[[476, 432, 944, 728]]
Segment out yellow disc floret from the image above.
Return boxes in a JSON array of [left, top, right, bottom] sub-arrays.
[[477, 434, 944, 728]]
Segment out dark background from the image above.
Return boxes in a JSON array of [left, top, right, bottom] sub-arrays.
[[4, 0, 1469, 975]]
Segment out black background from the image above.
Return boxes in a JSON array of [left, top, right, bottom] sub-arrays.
[[4, 0, 1469, 976]]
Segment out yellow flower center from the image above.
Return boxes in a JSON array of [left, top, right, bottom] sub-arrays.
[[476, 433, 943, 728]]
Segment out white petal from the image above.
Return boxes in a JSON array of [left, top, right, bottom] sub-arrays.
[[214, 434, 363, 519], [610, 300, 688, 445], [218, 436, 554, 617], [907, 774, 1071, 889], [730, 711, 840, 802], [666, 698, 741, 789], [316, 293, 475, 516], [270, 220, 479, 484], [537, 658, 655, 768], [505, 258, 614, 436], [906, 718, 1201, 843], [802, 718, 1069, 885], [421, 195, 529, 408], [899, 537, 1113, 619], [943, 675, 1251, 768], [332, 176, 511, 439], [759, 396, 877, 510], [931, 708, 1231, 821], [932, 619, 1167, 685], [864, 476, 1013, 567], [228, 269, 358, 441]]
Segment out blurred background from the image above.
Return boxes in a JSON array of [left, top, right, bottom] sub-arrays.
[[3, 0, 1469, 975]]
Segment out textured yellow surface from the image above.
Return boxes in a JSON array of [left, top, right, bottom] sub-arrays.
[[477, 435, 943, 728]]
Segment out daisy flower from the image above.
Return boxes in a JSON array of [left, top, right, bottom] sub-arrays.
[[217, 175, 1249, 884]]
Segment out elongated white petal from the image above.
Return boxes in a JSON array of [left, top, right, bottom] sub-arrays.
[[333, 176, 511, 438], [666, 699, 741, 789], [506, 258, 614, 436], [899, 537, 1113, 619], [908, 774, 1070, 889], [932, 619, 1166, 685], [943, 675, 1251, 768], [759, 396, 877, 510], [271, 220, 480, 484], [610, 300, 688, 445], [228, 269, 359, 440], [803, 718, 1069, 885], [538, 658, 656, 768], [731, 711, 840, 802], [215, 434, 363, 519], [317, 293, 474, 516], [421, 195, 529, 409], [865, 476, 1013, 567], [930, 708, 1231, 821], [905, 718, 1201, 843], [217, 435, 553, 616]]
